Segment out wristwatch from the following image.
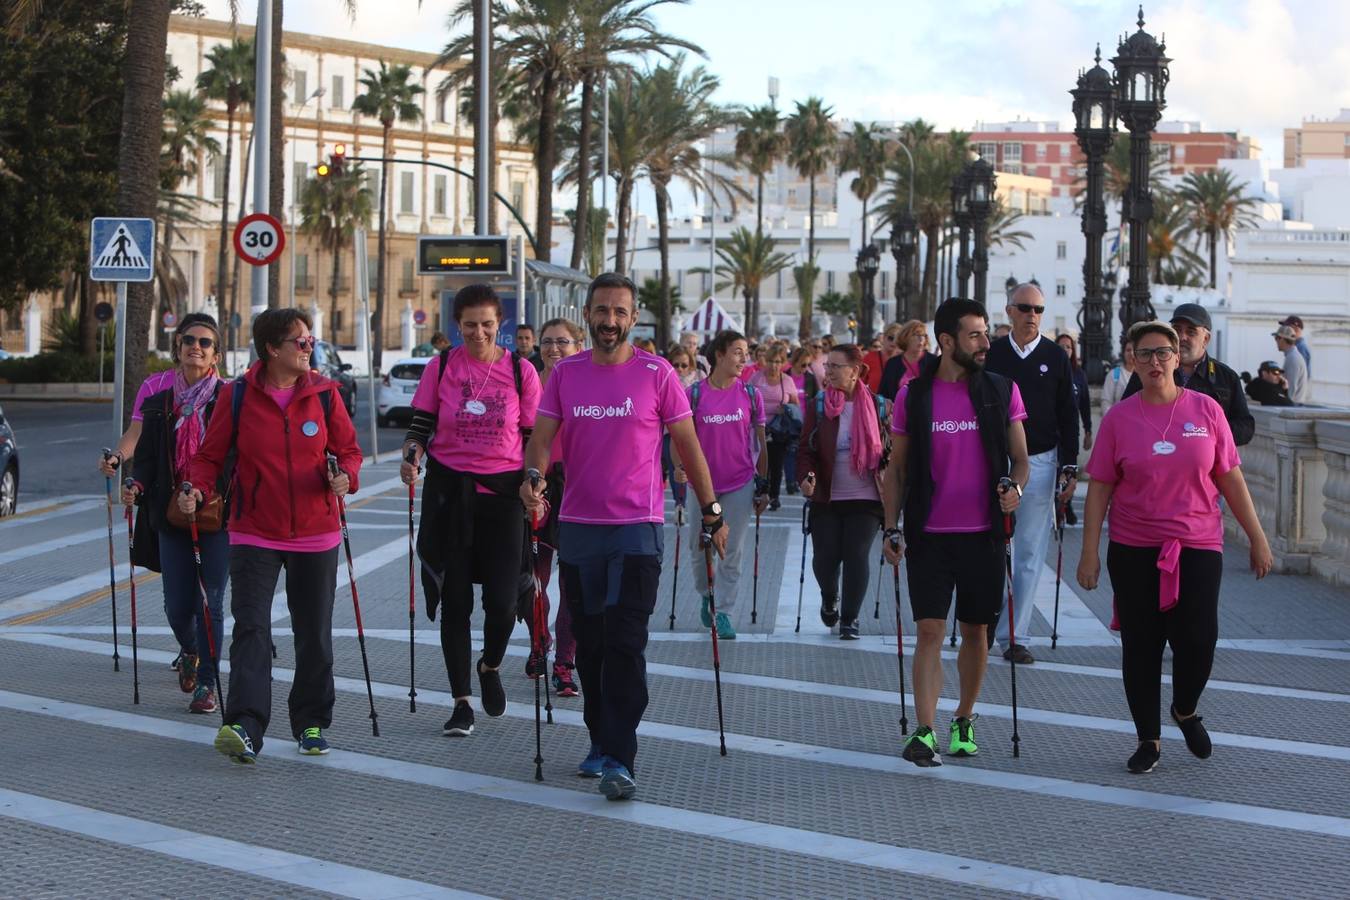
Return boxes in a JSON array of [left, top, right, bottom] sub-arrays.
[[1012, 482, 1024, 498], [701, 500, 723, 518]]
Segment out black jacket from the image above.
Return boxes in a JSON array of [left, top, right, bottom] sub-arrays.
[[879, 351, 939, 403], [132, 384, 227, 533], [985, 335, 1079, 466], [1122, 354, 1255, 446], [1245, 377, 1293, 408]]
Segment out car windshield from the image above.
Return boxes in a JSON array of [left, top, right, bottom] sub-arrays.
[[389, 363, 427, 381], [310, 342, 328, 367]]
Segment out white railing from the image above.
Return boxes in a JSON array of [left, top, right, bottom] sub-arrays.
[[1241, 230, 1350, 244]]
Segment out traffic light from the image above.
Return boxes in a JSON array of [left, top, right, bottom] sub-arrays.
[[332, 142, 346, 175], [316, 161, 331, 178]]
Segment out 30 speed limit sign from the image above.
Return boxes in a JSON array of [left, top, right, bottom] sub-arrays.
[[233, 212, 286, 266]]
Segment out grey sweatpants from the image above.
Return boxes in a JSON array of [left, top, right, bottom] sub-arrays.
[[687, 477, 756, 613]]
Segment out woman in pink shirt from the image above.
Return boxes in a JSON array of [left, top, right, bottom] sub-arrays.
[[750, 343, 799, 510], [401, 284, 542, 738], [1078, 320, 1271, 775]]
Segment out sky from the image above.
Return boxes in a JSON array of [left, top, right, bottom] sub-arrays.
[[203, 0, 1350, 213]]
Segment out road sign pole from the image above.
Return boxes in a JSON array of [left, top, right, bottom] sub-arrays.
[[251, 0, 273, 316], [112, 282, 128, 435], [355, 227, 378, 461]]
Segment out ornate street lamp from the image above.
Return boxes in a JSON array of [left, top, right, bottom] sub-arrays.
[[890, 210, 918, 322], [1112, 5, 1170, 330], [1072, 43, 1117, 384], [951, 170, 972, 297], [855, 243, 881, 343], [965, 156, 997, 306], [1004, 273, 1018, 303]]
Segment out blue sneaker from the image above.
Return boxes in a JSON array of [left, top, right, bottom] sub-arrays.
[[700, 595, 713, 628], [214, 724, 256, 765], [577, 745, 607, 778], [598, 759, 637, 801], [298, 726, 330, 755], [714, 611, 737, 640]]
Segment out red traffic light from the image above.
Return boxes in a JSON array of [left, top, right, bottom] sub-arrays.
[[333, 142, 346, 159]]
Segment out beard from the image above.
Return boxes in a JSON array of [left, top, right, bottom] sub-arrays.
[[589, 318, 631, 353], [952, 344, 985, 373]]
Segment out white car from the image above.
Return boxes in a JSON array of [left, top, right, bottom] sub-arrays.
[[377, 357, 430, 428]]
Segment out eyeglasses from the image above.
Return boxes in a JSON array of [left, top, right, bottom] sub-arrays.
[[1133, 347, 1176, 363], [179, 334, 215, 350], [823, 362, 854, 371], [1014, 303, 1046, 315], [283, 336, 317, 351], [883, 334, 898, 342], [540, 338, 576, 348]]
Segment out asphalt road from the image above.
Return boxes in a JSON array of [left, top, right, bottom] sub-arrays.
[[1, 394, 406, 506]]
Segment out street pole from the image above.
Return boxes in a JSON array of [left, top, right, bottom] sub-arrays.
[[251, 0, 273, 317], [112, 282, 127, 438], [355, 226, 378, 460], [474, 0, 490, 238], [1072, 46, 1116, 384], [289, 88, 325, 309], [601, 76, 609, 214]]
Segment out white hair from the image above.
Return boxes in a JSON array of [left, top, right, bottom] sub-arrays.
[[1008, 282, 1046, 307]]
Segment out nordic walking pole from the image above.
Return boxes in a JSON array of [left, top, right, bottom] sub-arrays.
[[100, 449, 122, 671], [701, 528, 729, 756], [873, 546, 883, 619], [888, 533, 908, 736], [950, 608, 958, 647], [406, 445, 419, 713], [528, 475, 554, 725], [998, 476, 1021, 759], [529, 473, 546, 779], [183, 483, 227, 726], [122, 481, 141, 704], [794, 473, 814, 634], [669, 481, 686, 629], [1051, 464, 1077, 650], [752, 509, 761, 625], [331, 458, 380, 737]]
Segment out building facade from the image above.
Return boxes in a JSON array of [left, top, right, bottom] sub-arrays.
[[1283, 110, 1350, 168]]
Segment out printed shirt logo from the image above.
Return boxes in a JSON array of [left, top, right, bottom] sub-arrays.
[[572, 396, 635, 419], [1182, 421, 1210, 438], [932, 418, 978, 434], [700, 407, 745, 426]]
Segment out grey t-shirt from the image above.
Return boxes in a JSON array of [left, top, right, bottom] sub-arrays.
[[1283, 345, 1310, 403]]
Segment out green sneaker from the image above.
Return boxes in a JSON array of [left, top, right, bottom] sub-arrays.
[[901, 726, 942, 768], [700, 596, 713, 628], [714, 611, 737, 640], [298, 726, 330, 755], [214, 724, 256, 765], [948, 715, 979, 757]]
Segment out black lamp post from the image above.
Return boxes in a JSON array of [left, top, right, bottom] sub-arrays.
[[1004, 273, 1018, 303], [855, 243, 881, 343], [1112, 6, 1170, 331], [1072, 43, 1117, 384], [965, 156, 996, 306], [951, 170, 972, 298], [890, 210, 918, 322]]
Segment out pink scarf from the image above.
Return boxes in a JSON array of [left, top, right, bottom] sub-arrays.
[[172, 368, 220, 478], [1108, 539, 1183, 631], [823, 381, 881, 476]]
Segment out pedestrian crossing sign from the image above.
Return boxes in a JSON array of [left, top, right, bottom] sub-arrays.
[[89, 217, 155, 282]]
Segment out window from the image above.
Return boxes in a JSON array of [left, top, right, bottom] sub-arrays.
[[292, 69, 308, 105], [365, 170, 379, 212], [400, 257, 415, 292], [1036, 143, 1047, 160], [295, 254, 311, 291], [433, 174, 447, 215], [211, 156, 226, 200], [1152, 144, 1173, 166], [368, 260, 380, 294], [400, 171, 414, 214], [5, 305, 20, 331], [436, 84, 450, 123], [786, 188, 797, 205], [1056, 241, 1067, 260], [1055, 279, 1067, 297], [292, 161, 307, 205], [331, 75, 345, 109], [1002, 143, 1022, 162], [511, 180, 525, 215], [976, 141, 998, 161]]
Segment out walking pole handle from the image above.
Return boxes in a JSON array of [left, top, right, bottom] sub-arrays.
[[997, 477, 1016, 539], [101, 447, 119, 468]]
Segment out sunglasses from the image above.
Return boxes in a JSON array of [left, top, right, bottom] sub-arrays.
[[179, 334, 215, 350], [1014, 303, 1046, 315], [283, 336, 317, 351], [540, 338, 577, 348]]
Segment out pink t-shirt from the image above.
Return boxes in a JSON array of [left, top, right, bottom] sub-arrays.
[[892, 379, 1028, 533], [410, 346, 541, 475], [689, 380, 765, 493], [537, 347, 691, 524], [790, 371, 808, 395], [831, 402, 881, 502], [131, 370, 176, 421], [1085, 390, 1239, 551], [264, 383, 297, 411], [738, 363, 759, 384], [749, 371, 799, 420]]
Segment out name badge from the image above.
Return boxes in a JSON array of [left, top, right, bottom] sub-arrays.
[[1152, 440, 1176, 456], [465, 400, 487, 416], [301, 420, 320, 437]]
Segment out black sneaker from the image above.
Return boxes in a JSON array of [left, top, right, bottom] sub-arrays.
[[901, 726, 942, 768], [839, 620, 860, 640], [478, 659, 506, 717], [1002, 644, 1035, 664], [1171, 705, 1212, 759], [820, 598, 840, 628], [442, 700, 475, 736], [1127, 742, 1160, 774], [769, 498, 782, 512]]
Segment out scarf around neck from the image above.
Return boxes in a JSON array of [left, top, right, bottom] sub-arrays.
[[823, 381, 881, 476], [172, 368, 220, 477]]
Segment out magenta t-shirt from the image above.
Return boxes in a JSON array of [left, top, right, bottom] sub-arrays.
[[750, 371, 798, 420], [892, 379, 1028, 533], [689, 380, 765, 493], [410, 346, 541, 475], [1085, 390, 1239, 551], [537, 347, 691, 524], [131, 370, 176, 421]]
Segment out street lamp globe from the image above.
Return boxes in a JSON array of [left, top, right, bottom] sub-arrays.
[[1112, 6, 1170, 133], [1072, 46, 1116, 144], [950, 171, 969, 219], [965, 156, 996, 215]]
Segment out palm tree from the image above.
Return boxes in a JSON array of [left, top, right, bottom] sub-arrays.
[[196, 37, 254, 312], [351, 60, 423, 371], [986, 198, 1032, 252], [639, 56, 743, 348], [299, 163, 374, 344], [734, 104, 787, 237], [784, 97, 834, 337], [160, 89, 219, 326], [1176, 168, 1261, 288], [837, 122, 887, 246], [603, 71, 645, 276], [694, 227, 793, 330], [1148, 189, 1206, 286]]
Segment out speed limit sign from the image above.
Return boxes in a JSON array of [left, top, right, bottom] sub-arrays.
[[233, 212, 286, 267]]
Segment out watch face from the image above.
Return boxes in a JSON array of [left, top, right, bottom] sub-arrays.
[[707, 502, 723, 516]]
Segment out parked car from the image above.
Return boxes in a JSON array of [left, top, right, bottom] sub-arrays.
[[310, 340, 357, 416], [0, 402, 18, 516], [377, 357, 430, 428]]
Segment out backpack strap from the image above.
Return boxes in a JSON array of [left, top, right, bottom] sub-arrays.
[[438, 346, 451, 383], [229, 376, 246, 456], [690, 380, 703, 414]]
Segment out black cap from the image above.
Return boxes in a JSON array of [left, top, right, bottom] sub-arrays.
[[1279, 315, 1304, 329], [1170, 303, 1212, 330], [1258, 360, 1283, 373]]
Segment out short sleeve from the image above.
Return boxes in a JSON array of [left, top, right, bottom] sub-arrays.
[[131, 372, 168, 421], [658, 366, 693, 424], [518, 358, 542, 428], [1210, 400, 1240, 477], [1084, 406, 1120, 484], [1008, 382, 1029, 422], [410, 354, 443, 414], [752, 387, 766, 426], [890, 385, 910, 436], [537, 361, 563, 421]]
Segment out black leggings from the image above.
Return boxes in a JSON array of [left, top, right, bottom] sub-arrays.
[[1107, 541, 1223, 741], [809, 500, 882, 623], [767, 438, 789, 501]]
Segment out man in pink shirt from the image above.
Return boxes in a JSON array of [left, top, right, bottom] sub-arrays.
[[881, 299, 1030, 768], [522, 273, 727, 802]]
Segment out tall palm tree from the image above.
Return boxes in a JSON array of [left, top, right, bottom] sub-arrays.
[[986, 198, 1032, 252], [196, 37, 254, 310], [1176, 168, 1261, 288], [160, 89, 219, 323], [639, 57, 743, 348], [837, 122, 887, 246], [784, 97, 834, 337], [603, 70, 646, 276], [1148, 189, 1206, 286], [352, 60, 423, 371], [300, 163, 373, 344], [734, 104, 787, 237], [695, 227, 793, 329]]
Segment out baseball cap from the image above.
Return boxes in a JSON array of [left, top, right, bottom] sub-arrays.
[[1272, 325, 1297, 340], [1258, 360, 1283, 373], [1170, 303, 1212, 330], [1279, 315, 1304, 329]]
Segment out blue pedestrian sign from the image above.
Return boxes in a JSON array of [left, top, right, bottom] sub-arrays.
[[89, 217, 155, 282]]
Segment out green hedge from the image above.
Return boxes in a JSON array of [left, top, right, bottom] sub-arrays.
[[0, 352, 175, 384]]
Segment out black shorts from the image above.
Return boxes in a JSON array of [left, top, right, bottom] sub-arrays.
[[905, 531, 1005, 625]]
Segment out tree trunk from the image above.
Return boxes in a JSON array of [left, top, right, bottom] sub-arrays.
[[534, 72, 558, 263], [373, 126, 390, 371], [155, 222, 178, 352], [753, 172, 765, 331], [329, 241, 341, 342], [860, 197, 868, 247], [807, 173, 816, 262], [920, 225, 939, 321], [614, 176, 633, 276], [117, 0, 172, 430], [228, 124, 254, 358], [214, 107, 236, 305], [655, 181, 672, 349], [267, 0, 285, 306], [570, 71, 596, 271], [1208, 225, 1218, 289], [78, 274, 96, 356]]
